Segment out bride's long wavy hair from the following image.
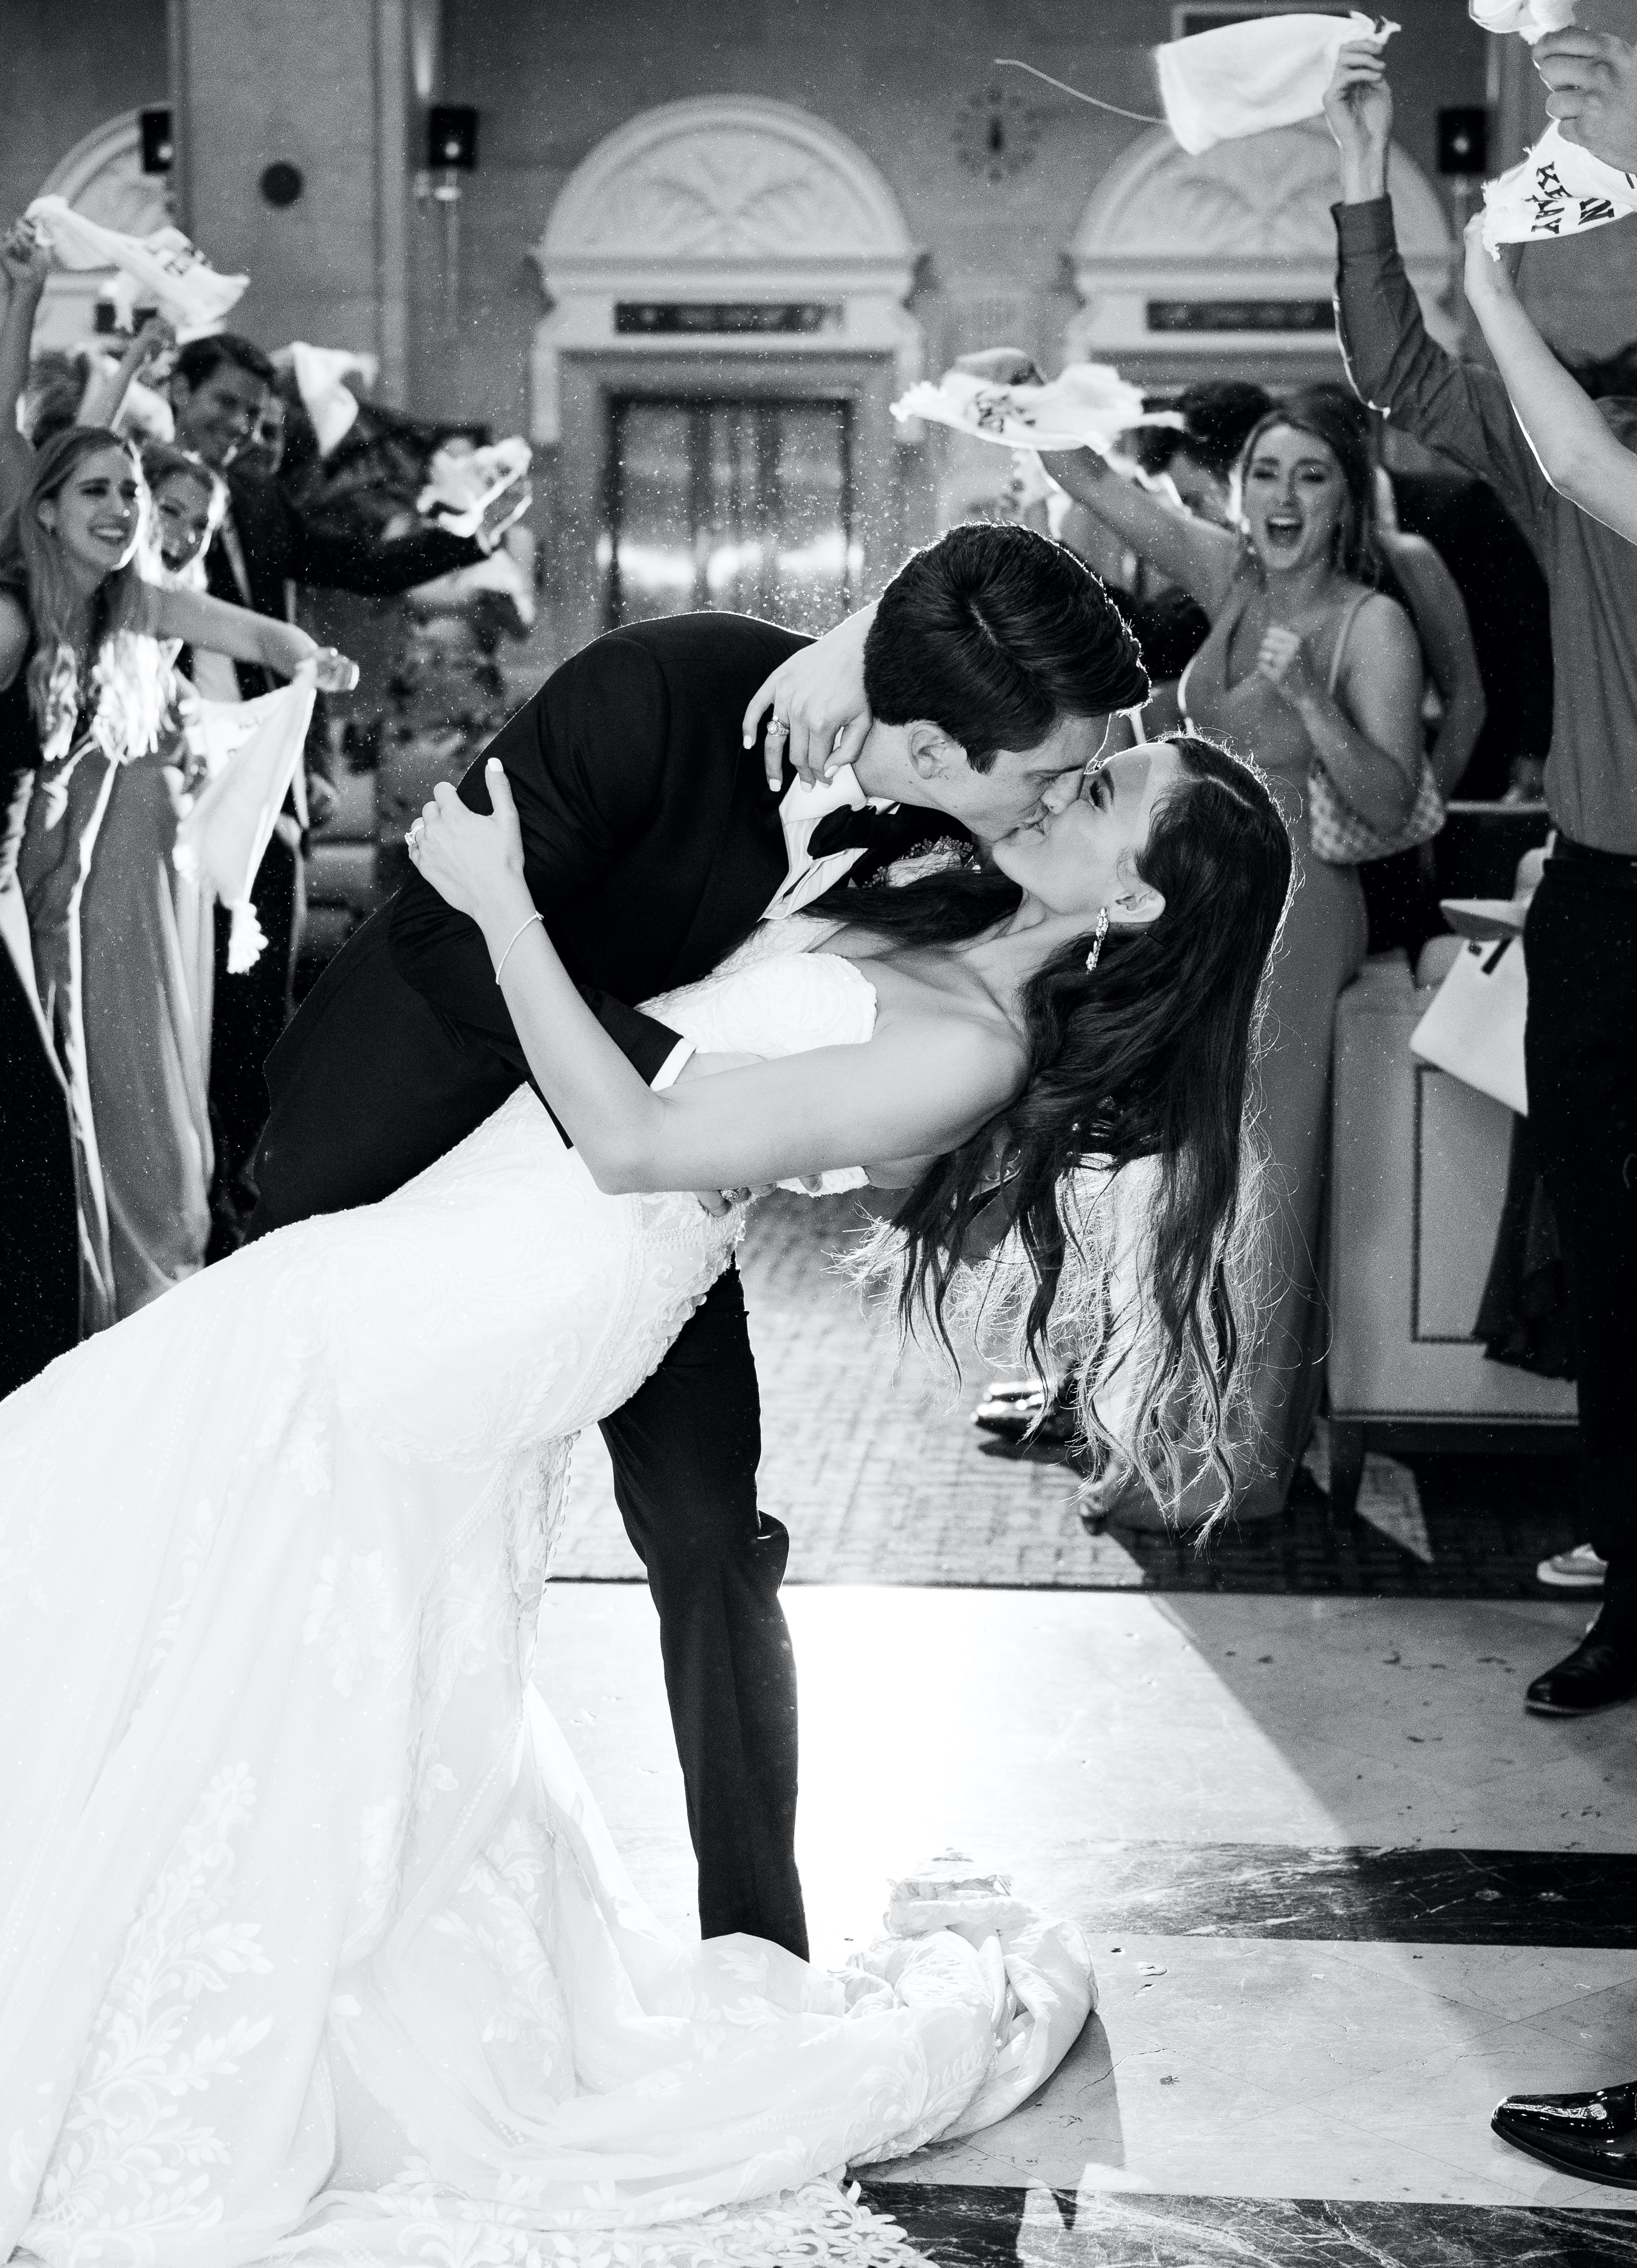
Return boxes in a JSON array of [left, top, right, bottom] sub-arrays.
[[821, 734, 1293, 1527]]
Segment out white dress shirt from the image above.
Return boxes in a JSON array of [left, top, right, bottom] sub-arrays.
[[762, 763, 884, 920], [650, 763, 888, 1090]]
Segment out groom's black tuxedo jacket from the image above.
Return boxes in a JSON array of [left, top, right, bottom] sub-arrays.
[[252, 611, 960, 1233]]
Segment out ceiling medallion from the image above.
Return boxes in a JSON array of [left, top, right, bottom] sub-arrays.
[[953, 85, 1042, 185]]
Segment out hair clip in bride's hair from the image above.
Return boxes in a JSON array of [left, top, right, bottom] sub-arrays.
[[1085, 906, 1110, 973]]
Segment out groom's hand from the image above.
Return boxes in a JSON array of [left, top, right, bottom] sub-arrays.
[[744, 602, 877, 789]]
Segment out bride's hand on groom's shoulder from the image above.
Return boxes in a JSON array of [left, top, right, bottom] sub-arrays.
[[743, 601, 878, 790], [408, 759, 532, 931]]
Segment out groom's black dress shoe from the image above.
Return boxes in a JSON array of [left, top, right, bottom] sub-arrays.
[[1492, 2081, 1637, 2187], [1525, 1617, 1637, 1716]]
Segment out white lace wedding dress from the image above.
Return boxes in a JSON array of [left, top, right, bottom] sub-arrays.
[[0, 918, 1093, 2268]]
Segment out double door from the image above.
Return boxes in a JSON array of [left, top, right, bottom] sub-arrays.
[[604, 395, 856, 632]]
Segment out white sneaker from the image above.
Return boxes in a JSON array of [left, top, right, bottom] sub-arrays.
[[1537, 1543, 1608, 1591]]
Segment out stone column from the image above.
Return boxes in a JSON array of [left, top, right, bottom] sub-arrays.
[[168, 0, 412, 399]]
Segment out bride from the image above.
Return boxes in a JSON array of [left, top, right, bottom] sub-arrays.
[[0, 726, 1289, 2267]]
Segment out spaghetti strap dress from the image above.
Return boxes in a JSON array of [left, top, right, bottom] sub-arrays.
[[1177, 578, 1372, 1518]]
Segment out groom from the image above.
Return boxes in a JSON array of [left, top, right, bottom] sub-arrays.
[[250, 522, 1148, 1959]]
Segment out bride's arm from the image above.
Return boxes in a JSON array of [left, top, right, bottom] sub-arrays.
[[412, 762, 1021, 1193]]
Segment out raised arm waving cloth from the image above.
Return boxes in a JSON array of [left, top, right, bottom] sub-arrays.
[[998, 14, 1396, 156], [22, 196, 247, 332], [1480, 119, 1637, 253], [1153, 11, 1397, 154], [891, 361, 1163, 452]]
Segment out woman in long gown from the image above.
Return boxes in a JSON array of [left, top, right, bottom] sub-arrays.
[[1033, 390, 1426, 1522], [0, 731, 1290, 2266], [0, 428, 354, 1348], [76, 447, 230, 1316]]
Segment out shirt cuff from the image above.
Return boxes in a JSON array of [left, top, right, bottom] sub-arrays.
[[650, 1038, 695, 1091], [1333, 197, 1397, 254]]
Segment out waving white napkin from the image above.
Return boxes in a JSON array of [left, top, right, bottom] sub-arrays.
[[416, 436, 531, 537], [1154, 11, 1397, 155], [174, 671, 316, 971], [1480, 118, 1637, 252], [1469, 0, 1576, 41], [24, 195, 247, 331], [278, 342, 379, 456], [892, 361, 1167, 453]]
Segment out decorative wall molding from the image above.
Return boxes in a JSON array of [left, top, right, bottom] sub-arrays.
[[1065, 119, 1459, 361], [33, 112, 173, 351], [529, 96, 923, 443]]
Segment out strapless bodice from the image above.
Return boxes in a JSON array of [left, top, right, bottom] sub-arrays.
[[642, 917, 877, 1194]]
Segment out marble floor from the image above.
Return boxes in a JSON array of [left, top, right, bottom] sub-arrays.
[[537, 1583, 1637, 2264]]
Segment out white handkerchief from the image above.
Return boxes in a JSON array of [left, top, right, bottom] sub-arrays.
[[1154, 12, 1397, 156], [416, 437, 531, 538], [24, 195, 247, 331], [1469, 0, 1576, 42], [280, 342, 379, 456], [175, 671, 317, 971], [892, 362, 1166, 454], [1481, 120, 1637, 253]]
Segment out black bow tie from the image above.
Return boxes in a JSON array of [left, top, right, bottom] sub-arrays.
[[807, 804, 888, 860], [806, 805, 978, 880]]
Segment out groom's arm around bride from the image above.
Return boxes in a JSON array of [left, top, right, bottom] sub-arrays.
[[249, 609, 810, 1236]]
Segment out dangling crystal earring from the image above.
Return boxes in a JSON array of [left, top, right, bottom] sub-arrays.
[[1085, 906, 1110, 972]]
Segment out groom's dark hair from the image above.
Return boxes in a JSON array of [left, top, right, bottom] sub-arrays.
[[863, 523, 1149, 773]]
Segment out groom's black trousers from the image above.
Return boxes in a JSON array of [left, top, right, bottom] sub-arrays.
[[247, 913, 808, 1962], [598, 1265, 807, 1962]]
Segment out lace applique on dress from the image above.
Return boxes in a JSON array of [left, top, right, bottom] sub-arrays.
[[22, 1766, 275, 2264]]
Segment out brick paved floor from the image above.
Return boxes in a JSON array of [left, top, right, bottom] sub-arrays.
[[551, 1192, 1583, 1596]]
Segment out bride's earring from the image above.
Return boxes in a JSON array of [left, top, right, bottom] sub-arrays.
[[1085, 906, 1110, 973]]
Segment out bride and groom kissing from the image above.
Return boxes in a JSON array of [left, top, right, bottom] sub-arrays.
[[0, 521, 1290, 2264]]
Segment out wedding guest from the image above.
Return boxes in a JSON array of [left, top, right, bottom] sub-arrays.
[[0, 426, 355, 1369], [1298, 382, 1486, 951], [163, 332, 525, 1237], [1325, 39, 1637, 1717], [1035, 386, 1425, 1523], [66, 441, 230, 1318]]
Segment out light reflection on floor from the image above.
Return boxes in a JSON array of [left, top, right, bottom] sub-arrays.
[[537, 1583, 1637, 2212]]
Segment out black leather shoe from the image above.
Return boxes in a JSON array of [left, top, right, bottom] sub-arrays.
[[972, 1381, 1077, 1446], [1492, 2081, 1637, 2186], [973, 1380, 1047, 1438], [1525, 1619, 1637, 1716]]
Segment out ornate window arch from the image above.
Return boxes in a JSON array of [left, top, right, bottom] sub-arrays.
[[1065, 119, 1458, 366], [529, 95, 923, 443], [31, 112, 173, 352]]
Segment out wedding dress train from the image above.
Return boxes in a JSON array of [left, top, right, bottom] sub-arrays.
[[0, 919, 1093, 2268]]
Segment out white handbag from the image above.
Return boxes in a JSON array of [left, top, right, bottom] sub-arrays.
[[1410, 934, 1529, 1116]]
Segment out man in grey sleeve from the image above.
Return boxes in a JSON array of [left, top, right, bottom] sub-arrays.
[[1324, 57, 1637, 1722]]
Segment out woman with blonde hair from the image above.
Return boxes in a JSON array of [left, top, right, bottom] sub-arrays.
[[0, 425, 353, 1349]]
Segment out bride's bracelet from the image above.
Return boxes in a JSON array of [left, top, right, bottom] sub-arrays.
[[493, 910, 544, 984]]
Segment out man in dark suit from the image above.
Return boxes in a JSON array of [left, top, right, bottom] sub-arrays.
[[251, 523, 1149, 1959], [165, 332, 522, 1234]]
